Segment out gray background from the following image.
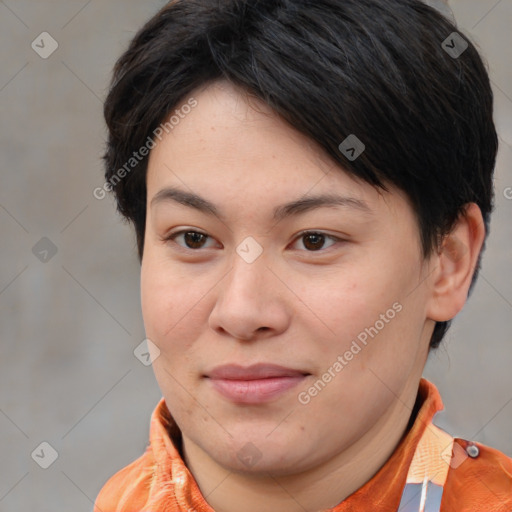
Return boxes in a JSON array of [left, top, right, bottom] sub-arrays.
[[0, 1, 511, 510]]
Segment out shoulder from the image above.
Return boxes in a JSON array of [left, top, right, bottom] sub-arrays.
[[93, 446, 155, 512], [442, 438, 512, 511]]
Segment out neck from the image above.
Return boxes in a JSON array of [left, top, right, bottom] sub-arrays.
[[182, 377, 422, 512]]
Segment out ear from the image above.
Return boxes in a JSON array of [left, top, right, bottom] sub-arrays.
[[426, 203, 486, 322]]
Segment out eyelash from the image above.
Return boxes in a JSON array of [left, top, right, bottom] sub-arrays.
[[162, 229, 345, 253]]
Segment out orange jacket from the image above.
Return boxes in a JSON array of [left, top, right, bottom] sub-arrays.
[[94, 379, 512, 511]]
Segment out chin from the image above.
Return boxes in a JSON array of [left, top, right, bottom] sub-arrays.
[[201, 435, 310, 477], [226, 453, 301, 477]]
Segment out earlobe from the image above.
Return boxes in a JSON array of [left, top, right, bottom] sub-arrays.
[[426, 203, 486, 323]]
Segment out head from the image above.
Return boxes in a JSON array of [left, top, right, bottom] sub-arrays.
[[102, 0, 497, 476]]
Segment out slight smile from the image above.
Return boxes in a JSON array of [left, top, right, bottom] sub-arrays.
[[204, 363, 311, 404]]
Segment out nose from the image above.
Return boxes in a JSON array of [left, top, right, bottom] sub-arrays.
[[208, 249, 291, 341]]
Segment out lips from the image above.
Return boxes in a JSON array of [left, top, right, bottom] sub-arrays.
[[204, 363, 310, 404], [206, 363, 309, 380]]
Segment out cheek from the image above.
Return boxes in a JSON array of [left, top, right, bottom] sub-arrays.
[[303, 254, 423, 373], [140, 255, 205, 345], [141, 258, 170, 339], [296, 266, 399, 351]]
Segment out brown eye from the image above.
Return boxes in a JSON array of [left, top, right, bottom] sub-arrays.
[[165, 230, 215, 250], [294, 231, 339, 252], [183, 231, 207, 249], [303, 233, 326, 251]]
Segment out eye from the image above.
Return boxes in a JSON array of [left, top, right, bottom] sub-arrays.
[[163, 229, 344, 253], [291, 231, 342, 252], [164, 229, 219, 250]]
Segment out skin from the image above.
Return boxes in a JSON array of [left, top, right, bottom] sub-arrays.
[[140, 79, 485, 512]]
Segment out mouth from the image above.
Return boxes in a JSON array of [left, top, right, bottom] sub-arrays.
[[204, 363, 311, 404]]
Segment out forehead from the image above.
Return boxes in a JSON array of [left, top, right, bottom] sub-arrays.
[[148, 81, 347, 187], [150, 80, 338, 172], [145, 80, 409, 222]]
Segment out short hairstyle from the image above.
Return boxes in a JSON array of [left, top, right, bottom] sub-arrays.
[[102, 0, 498, 349]]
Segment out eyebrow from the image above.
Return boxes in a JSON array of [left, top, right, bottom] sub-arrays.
[[150, 186, 373, 222]]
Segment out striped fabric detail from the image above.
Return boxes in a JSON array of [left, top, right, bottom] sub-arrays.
[[398, 424, 454, 512]]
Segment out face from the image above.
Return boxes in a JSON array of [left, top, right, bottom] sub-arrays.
[[141, 80, 435, 476]]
